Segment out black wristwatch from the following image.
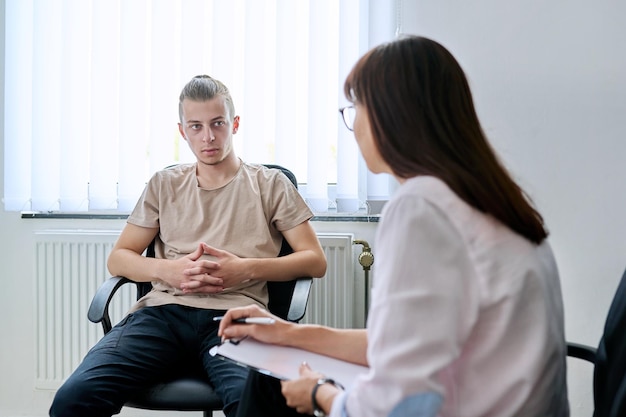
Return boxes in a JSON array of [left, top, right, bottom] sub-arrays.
[[311, 377, 345, 417]]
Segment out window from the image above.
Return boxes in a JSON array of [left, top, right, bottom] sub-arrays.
[[3, 0, 398, 214]]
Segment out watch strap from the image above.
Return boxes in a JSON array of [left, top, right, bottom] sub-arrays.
[[311, 378, 345, 417]]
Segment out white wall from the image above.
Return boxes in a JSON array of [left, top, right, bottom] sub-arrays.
[[2, 1, 625, 416], [400, 1, 626, 415]]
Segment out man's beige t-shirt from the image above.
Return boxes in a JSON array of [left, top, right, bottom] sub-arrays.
[[126, 162, 313, 312]]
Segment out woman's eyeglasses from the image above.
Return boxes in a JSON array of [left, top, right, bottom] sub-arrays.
[[338, 105, 356, 131]]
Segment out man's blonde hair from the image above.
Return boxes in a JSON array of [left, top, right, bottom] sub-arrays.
[[178, 75, 235, 122]]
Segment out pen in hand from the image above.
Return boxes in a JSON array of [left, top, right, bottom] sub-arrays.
[[213, 316, 276, 325]]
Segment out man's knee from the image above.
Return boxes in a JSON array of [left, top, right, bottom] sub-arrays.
[[49, 374, 121, 417], [49, 377, 85, 417]]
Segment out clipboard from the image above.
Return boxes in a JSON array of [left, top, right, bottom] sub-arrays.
[[210, 337, 368, 389]]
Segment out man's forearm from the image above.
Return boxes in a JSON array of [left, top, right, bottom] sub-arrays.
[[107, 248, 165, 282], [246, 249, 327, 281]]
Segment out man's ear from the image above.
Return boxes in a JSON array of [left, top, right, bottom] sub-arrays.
[[232, 116, 240, 133], [178, 123, 187, 140]]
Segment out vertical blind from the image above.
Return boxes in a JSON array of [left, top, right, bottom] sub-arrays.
[[3, 0, 398, 214]]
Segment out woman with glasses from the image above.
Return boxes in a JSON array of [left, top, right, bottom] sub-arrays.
[[219, 35, 569, 417]]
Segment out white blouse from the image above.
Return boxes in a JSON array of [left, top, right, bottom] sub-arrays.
[[330, 176, 569, 417]]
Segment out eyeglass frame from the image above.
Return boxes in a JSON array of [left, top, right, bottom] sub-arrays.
[[338, 105, 356, 131]]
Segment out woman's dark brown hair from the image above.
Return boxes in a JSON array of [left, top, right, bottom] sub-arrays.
[[344, 35, 547, 244]]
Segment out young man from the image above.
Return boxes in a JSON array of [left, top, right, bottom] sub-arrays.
[[49, 75, 327, 417]]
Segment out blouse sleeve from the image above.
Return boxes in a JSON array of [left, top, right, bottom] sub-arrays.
[[337, 192, 481, 417]]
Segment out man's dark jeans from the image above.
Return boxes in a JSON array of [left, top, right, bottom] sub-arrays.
[[49, 304, 249, 417]]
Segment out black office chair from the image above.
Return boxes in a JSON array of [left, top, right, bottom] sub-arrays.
[[87, 165, 313, 417], [566, 266, 626, 417]]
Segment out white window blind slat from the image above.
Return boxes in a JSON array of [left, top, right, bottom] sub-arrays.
[[240, 0, 275, 165], [31, 0, 62, 212], [276, 1, 310, 180], [118, 0, 150, 212], [4, 0, 33, 211], [305, 0, 335, 212], [180, 0, 212, 78], [59, 0, 91, 212], [336, 0, 364, 213], [88, 0, 120, 210], [273, 0, 298, 168], [147, 0, 182, 175]]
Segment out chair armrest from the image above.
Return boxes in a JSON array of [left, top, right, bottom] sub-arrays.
[[286, 277, 313, 322], [89, 275, 312, 331], [567, 342, 597, 364], [88, 276, 134, 334]]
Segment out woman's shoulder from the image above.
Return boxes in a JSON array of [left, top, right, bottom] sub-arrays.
[[391, 175, 516, 243], [381, 176, 464, 236], [393, 176, 462, 211]]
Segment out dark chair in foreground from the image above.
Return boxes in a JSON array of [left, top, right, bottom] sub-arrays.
[[566, 267, 626, 417], [87, 165, 312, 417]]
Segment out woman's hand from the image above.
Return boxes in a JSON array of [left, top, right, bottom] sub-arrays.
[[280, 363, 340, 415], [219, 305, 345, 415], [217, 304, 294, 345]]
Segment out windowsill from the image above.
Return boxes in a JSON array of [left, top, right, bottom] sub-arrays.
[[20, 211, 381, 223], [21, 212, 130, 220], [311, 213, 380, 222]]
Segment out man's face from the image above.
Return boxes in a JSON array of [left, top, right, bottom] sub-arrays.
[[178, 96, 240, 166]]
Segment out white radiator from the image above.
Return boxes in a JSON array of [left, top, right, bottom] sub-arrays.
[[301, 233, 361, 329], [33, 230, 132, 389], [34, 230, 363, 389]]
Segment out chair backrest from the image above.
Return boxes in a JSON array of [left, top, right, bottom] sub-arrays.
[[592, 267, 626, 417], [135, 164, 302, 321]]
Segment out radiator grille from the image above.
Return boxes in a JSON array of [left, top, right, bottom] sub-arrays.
[[34, 230, 132, 389], [301, 233, 358, 329], [34, 230, 361, 388]]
